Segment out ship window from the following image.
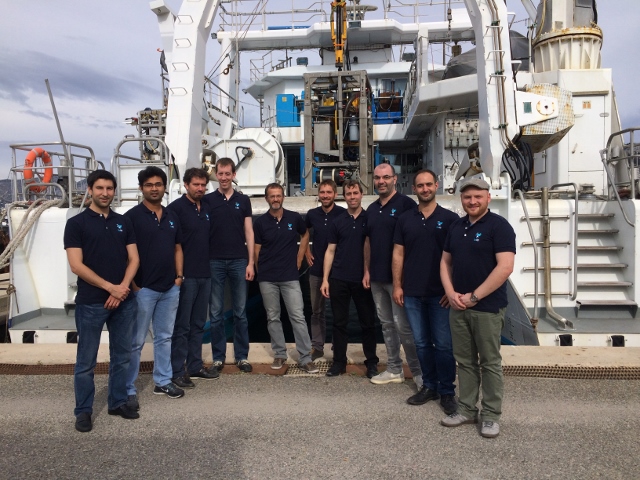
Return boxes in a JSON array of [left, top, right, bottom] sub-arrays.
[[523, 102, 532, 114]]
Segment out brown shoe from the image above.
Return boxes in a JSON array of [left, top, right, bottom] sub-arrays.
[[271, 358, 287, 370], [299, 362, 319, 374]]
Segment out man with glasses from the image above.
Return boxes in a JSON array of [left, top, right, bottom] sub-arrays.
[[364, 163, 422, 387], [125, 166, 185, 406]]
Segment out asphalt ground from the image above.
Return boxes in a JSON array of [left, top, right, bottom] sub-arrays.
[[1, 373, 638, 479]]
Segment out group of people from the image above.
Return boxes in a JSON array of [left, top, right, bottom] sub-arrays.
[[65, 159, 515, 439]]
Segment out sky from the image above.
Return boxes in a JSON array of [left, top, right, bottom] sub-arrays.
[[1, 0, 639, 180]]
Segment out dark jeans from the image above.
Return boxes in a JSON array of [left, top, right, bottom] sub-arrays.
[[74, 299, 136, 415], [209, 259, 250, 362], [329, 278, 379, 367], [404, 295, 456, 395], [171, 277, 211, 377]]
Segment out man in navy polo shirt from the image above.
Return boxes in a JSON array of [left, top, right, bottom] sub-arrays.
[[64, 170, 140, 432], [168, 168, 219, 389], [125, 166, 185, 404], [320, 180, 379, 378], [254, 183, 318, 373], [203, 157, 255, 374], [304, 179, 345, 361], [392, 169, 459, 414], [364, 163, 422, 387], [440, 177, 515, 439]]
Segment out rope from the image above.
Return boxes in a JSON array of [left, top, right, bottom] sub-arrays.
[[0, 199, 64, 270]]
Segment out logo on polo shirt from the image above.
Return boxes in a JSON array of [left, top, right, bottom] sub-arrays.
[[390, 208, 397, 217], [235, 202, 240, 209], [205, 214, 210, 221], [287, 223, 293, 230], [169, 220, 175, 229], [474, 232, 482, 242], [436, 221, 443, 230], [116, 223, 123, 233]]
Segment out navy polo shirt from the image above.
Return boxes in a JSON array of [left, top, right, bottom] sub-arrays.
[[327, 210, 368, 283], [394, 205, 460, 297], [64, 208, 136, 305], [305, 204, 346, 277], [125, 203, 182, 292], [443, 210, 516, 313], [254, 208, 307, 282], [203, 189, 252, 260], [366, 193, 416, 283], [167, 195, 211, 278]]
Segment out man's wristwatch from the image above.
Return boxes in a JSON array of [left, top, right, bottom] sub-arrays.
[[176, 275, 185, 280], [470, 292, 479, 303]]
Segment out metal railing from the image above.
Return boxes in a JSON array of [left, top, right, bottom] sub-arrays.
[[600, 127, 640, 227]]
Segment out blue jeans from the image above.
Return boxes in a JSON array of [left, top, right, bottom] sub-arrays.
[[127, 285, 180, 392], [209, 259, 250, 362], [171, 277, 211, 377], [259, 281, 312, 365], [74, 299, 136, 415], [404, 295, 456, 396]]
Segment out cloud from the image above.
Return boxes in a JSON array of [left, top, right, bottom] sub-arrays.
[[18, 109, 52, 121], [0, 50, 155, 107]]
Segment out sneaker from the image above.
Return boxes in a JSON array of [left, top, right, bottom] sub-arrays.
[[237, 360, 253, 373], [311, 348, 324, 361], [440, 412, 477, 427], [210, 361, 224, 373], [440, 395, 458, 415], [153, 383, 185, 399], [365, 364, 378, 379], [172, 375, 195, 389], [126, 394, 139, 412], [370, 370, 404, 385], [481, 421, 500, 438], [191, 367, 220, 380], [299, 362, 319, 374], [326, 363, 346, 377], [271, 358, 287, 370], [407, 386, 439, 405], [75, 412, 92, 433], [107, 404, 140, 420]]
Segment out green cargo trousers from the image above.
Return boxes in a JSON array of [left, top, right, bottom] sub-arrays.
[[449, 307, 506, 422]]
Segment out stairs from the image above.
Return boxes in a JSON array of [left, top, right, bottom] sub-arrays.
[[574, 212, 637, 317]]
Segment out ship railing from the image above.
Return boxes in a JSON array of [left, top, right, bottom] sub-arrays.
[[601, 127, 640, 227], [383, 0, 466, 23], [8, 141, 100, 207], [204, 77, 236, 120], [218, 0, 328, 34], [110, 136, 173, 207]]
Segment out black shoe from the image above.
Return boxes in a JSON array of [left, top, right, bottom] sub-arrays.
[[311, 348, 324, 361], [172, 375, 195, 389], [191, 367, 220, 379], [237, 360, 253, 373], [366, 363, 379, 379], [75, 412, 92, 432], [407, 386, 440, 406], [326, 363, 346, 377], [126, 394, 139, 411], [153, 383, 185, 399], [440, 394, 458, 415], [108, 404, 140, 420]]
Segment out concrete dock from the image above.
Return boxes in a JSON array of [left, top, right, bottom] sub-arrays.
[[0, 343, 639, 478]]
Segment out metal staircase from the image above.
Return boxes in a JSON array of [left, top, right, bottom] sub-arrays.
[[574, 212, 637, 317]]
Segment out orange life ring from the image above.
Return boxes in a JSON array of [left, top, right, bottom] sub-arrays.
[[24, 147, 53, 193]]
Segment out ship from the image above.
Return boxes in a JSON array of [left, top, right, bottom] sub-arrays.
[[4, 0, 640, 348]]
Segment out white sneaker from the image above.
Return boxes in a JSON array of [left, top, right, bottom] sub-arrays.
[[370, 370, 404, 385], [481, 421, 500, 438]]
